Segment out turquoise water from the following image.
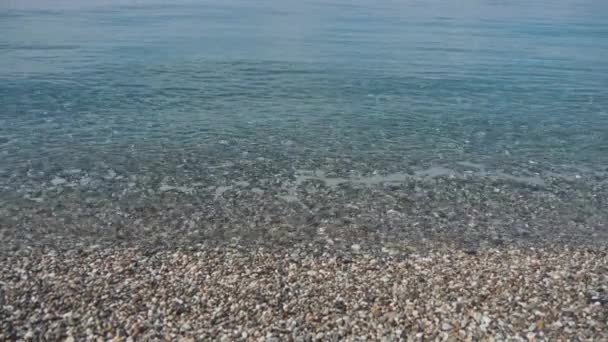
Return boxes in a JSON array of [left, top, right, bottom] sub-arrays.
[[1, 0, 607, 249]]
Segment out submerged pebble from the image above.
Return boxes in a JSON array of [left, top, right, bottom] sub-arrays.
[[50, 177, 67, 186]]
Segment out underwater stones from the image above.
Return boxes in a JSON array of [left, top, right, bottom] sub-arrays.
[[50, 177, 67, 186], [213, 185, 232, 200], [159, 184, 194, 194], [78, 176, 92, 186], [103, 169, 117, 180], [64, 168, 82, 175], [27, 196, 44, 203], [386, 209, 402, 218], [1, 159, 607, 254]]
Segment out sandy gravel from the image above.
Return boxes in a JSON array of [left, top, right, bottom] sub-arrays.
[[1, 246, 606, 341]]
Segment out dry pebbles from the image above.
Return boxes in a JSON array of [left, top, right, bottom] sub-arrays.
[[1, 247, 606, 341]]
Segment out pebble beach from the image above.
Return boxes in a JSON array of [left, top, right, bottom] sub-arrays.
[[1, 159, 607, 340], [2, 246, 607, 340], [2, 0, 608, 339]]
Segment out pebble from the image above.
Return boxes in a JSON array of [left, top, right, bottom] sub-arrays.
[[50, 177, 67, 186], [0, 247, 606, 340], [105, 169, 117, 179]]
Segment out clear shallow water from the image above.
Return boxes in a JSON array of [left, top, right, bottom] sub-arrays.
[[1, 0, 608, 250]]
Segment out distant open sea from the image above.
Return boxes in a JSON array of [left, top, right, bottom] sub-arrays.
[[1, 0, 607, 251]]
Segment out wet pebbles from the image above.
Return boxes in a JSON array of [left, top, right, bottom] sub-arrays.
[[1, 164, 607, 253]]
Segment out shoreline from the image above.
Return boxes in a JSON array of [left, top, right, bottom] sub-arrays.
[[2, 163, 607, 339], [2, 164, 608, 253]]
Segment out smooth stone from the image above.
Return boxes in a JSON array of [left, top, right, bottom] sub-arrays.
[[50, 177, 67, 186]]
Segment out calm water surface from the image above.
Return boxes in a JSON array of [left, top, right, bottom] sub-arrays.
[[2, 0, 607, 171]]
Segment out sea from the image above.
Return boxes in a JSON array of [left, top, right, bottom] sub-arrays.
[[1, 0, 607, 251]]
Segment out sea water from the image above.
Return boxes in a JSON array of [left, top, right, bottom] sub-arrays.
[[1, 0, 607, 249]]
